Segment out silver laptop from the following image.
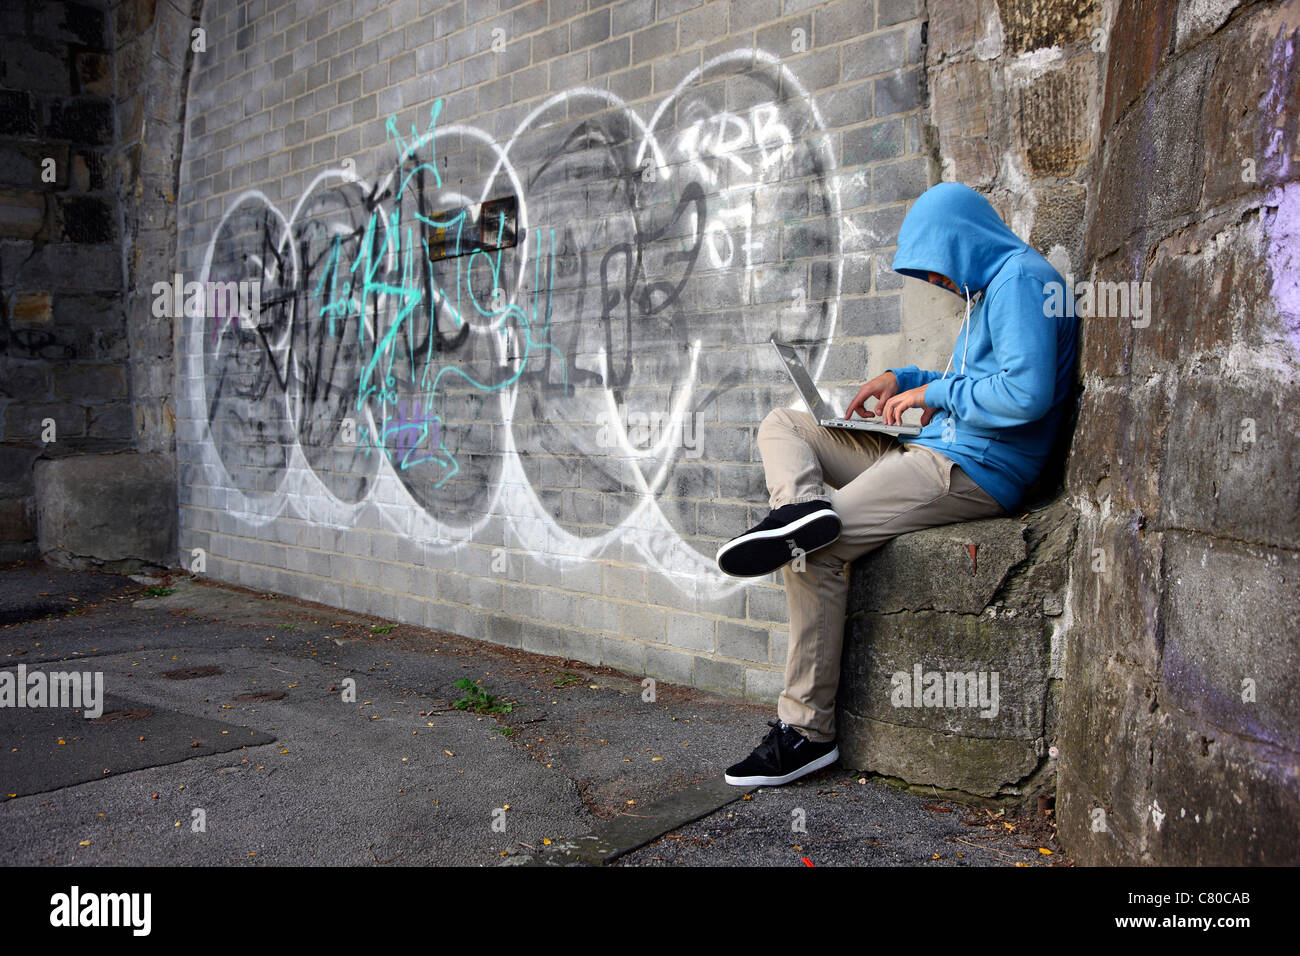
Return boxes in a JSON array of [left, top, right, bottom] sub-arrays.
[[769, 336, 922, 437]]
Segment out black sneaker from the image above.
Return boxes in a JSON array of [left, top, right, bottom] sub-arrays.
[[724, 720, 840, 786], [715, 501, 841, 577]]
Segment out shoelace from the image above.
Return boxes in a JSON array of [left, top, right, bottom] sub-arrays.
[[755, 719, 794, 765]]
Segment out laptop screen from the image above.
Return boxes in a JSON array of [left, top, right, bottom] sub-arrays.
[[769, 338, 832, 421]]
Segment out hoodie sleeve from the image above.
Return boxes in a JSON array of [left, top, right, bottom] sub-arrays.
[[922, 275, 1056, 427], [886, 365, 944, 392]]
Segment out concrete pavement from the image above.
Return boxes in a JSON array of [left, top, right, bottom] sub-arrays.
[[0, 561, 1066, 866]]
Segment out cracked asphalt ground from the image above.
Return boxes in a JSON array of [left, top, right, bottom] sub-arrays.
[[0, 561, 1067, 866]]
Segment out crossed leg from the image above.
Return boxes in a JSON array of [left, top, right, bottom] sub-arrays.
[[755, 407, 1005, 742]]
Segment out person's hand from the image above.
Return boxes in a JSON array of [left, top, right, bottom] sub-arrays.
[[844, 371, 899, 420], [878, 385, 938, 427]]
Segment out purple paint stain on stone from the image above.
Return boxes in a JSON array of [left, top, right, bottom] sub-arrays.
[[1161, 641, 1280, 750], [1261, 29, 1300, 359], [1261, 28, 1295, 182], [1264, 183, 1300, 359]]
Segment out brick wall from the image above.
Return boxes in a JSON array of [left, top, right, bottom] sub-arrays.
[[174, 0, 936, 699], [0, 0, 125, 561]]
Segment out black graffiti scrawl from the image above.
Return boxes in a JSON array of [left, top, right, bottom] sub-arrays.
[[190, 50, 843, 582]]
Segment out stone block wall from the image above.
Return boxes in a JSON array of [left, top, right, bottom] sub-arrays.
[[839, 499, 1076, 804], [0, 0, 125, 561], [0, 0, 193, 568], [923, 0, 1103, 503], [173, 0, 945, 700], [1057, 0, 1300, 864]]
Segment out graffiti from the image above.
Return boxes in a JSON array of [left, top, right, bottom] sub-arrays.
[[1, 328, 75, 361], [183, 49, 845, 589]]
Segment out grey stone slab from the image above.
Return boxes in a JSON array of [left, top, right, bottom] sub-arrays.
[[0, 687, 276, 799]]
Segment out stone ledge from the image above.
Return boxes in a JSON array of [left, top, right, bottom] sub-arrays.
[[34, 451, 176, 572], [837, 497, 1076, 802]]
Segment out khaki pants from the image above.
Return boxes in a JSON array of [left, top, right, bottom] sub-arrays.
[[756, 407, 1006, 742]]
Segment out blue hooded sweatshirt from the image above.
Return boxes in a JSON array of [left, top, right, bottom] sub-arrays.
[[887, 183, 1078, 513]]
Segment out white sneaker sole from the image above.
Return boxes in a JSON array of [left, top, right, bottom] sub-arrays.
[[723, 745, 840, 787], [715, 508, 840, 577]]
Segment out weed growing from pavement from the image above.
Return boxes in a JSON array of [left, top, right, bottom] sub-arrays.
[[453, 678, 514, 715]]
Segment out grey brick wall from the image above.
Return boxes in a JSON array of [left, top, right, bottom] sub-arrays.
[[174, 0, 932, 701]]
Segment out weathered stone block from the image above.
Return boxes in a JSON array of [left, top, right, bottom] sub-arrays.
[[3, 402, 86, 440], [58, 195, 115, 243], [926, 0, 1000, 61], [0, 189, 48, 240], [849, 497, 1075, 615], [10, 291, 53, 325], [1159, 375, 1300, 549], [0, 442, 42, 490], [0, 362, 52, 402], [1145, 706, 1300, 864], [838, 709, 1043, 799], [1160, 531, 1300, 748], [998, 0, 1099, 54], [929, 61, 997, 187], [1090, 43, 1213, 258], [45, 97, 114, 145], [1061, 674, 1300, 866], [1139, 215, 1275, 375], [35, 1, 108, 50], [1054, 504, 1167, 862], [1028, 181, 1086, 262], [839, 612, 1048, 738], [838, 500, 1076, 800], [87, 402, 134, 441], [1065, 509, 1165, 668], [34, 451, 176, 570], [1175, 0, 1245, 51], [1056, 652, 1162, 861], [1065, 380, 1169, 515], [0, 495, 35, 542], [0, 143, 68, 189], [0, 89, 38, 136], [1100, 0, 1176, 132], [1018, 57, 1096, 177], [54, 362, 127, 401]]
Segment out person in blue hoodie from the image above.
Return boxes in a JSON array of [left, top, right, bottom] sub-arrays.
[[716, 182, 1078, 786]]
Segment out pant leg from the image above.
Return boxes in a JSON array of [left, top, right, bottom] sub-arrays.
[[776, 442, 1006, 741], [755, 406, 892, 508]]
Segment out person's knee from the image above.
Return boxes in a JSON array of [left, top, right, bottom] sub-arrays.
[[758, 406, 807, 439]]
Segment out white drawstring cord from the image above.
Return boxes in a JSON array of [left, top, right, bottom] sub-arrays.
[[941, 284, 972, 380]]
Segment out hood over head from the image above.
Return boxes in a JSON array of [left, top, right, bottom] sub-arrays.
[[891, 182, 1028, 294]]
